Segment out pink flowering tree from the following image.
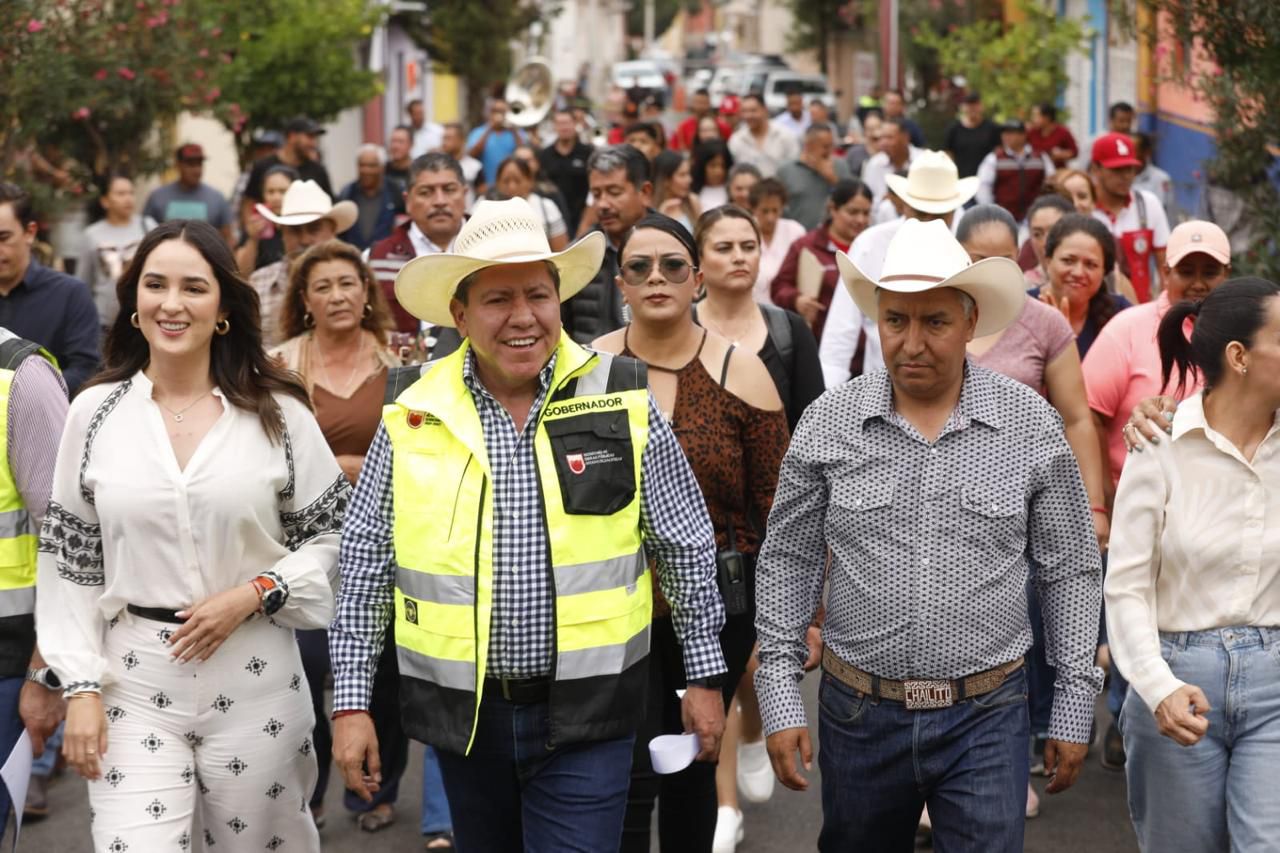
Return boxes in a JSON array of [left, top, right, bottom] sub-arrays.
[[0, 0, 243, 194], [1, 0, 382, 204]]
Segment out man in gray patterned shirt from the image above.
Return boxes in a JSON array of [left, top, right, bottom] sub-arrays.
[[755, 219, 1103, 852]]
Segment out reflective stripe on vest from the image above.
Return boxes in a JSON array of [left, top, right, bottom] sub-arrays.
[[384, 335, 652, 753], [0, 330, 56, 615]]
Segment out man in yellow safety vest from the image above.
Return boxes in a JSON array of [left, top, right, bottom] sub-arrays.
[[329, 197, 728, 851], [0, 327, 68, 831]]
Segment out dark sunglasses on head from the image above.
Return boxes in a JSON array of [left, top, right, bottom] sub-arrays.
[[620, 256, 696, 286]]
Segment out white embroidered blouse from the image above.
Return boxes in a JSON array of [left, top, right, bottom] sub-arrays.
[[35, 370, 350, 694]]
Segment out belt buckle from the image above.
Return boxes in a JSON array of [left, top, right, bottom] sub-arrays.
[[902, 679, 953, 710], [500, 677, 515, 702]]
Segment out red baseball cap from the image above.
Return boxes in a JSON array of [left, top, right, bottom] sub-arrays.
[[719, 95, 741, 116], [1091, 133, 1142, 169], [175, 143, 206, 162]]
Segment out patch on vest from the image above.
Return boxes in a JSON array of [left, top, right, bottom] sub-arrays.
[[404, 598, 419, 625], [407, 411, 425, 429], [565, 448, 625, 476]]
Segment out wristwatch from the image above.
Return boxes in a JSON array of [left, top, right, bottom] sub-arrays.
[[687, 674, 726, 690], [25, 667, 62, 690], [250, 574, 286, 616]]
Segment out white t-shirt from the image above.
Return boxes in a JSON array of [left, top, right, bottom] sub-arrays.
[[527, 192, 567, 240], [755, 218, 807, 305]]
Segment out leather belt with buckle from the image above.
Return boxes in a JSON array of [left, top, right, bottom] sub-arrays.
[[822, 648, 1023, 710], [485, 676, 551, 705]]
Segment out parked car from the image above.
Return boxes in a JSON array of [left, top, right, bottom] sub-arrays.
[[708, 66, 742, 109], [760, 71, 837, 116], [612, 60, 667, 98]]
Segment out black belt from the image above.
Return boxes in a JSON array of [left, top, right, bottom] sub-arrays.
[[485, 676, 550, 704], [126, 604, 188, 625]]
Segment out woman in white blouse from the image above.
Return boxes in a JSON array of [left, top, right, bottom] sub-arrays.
[[37, 220, 348, 852], [1105, 276, 1280, 853]]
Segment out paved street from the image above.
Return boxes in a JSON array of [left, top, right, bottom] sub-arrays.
[[5, 671, 1138, 851]]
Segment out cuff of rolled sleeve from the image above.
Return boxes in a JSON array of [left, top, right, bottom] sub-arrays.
[[681, 636, 728, 683], [1048, 688, 1100, 744], [755, 668, 808, 737], [63, 680, 102, 697], [330, 665, 374, 713], [1131, 669, 1186, 718]]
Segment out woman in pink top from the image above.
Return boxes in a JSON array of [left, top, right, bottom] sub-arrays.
[[1082, 221, 1232, 497], [958, 206, 1108, 821], [748, 178, 806, 306]]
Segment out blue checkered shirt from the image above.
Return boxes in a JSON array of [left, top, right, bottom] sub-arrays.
[[330, 350, 727, 711]]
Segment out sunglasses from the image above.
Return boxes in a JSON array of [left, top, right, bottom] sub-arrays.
[[620, 256, 696, 286]]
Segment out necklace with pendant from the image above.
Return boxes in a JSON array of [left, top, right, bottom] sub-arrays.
[[157, 389, 212, 423]]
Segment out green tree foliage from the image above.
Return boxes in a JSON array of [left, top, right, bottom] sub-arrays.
[[625, 0, 703, 40], [915, 0, 1091, 122], [782, 0, 860, 75], [1129, 0, 1279, 278], [397, 1, 542, 123], [218, 0, 384, 152]]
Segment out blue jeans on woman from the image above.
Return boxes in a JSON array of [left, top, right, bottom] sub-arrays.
[[419, 745, 453, 836], [817, 666, 1030, 853], [1121, 626, 1280, 853]]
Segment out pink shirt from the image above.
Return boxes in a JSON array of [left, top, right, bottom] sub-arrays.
[[972, 296, 1075, 395], [1082, 291, 1200, 486]]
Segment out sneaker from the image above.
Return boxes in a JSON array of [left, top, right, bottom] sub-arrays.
[[736, 740, 775, 803], [1025, 783, 1040, 819], [915, 805, 932, 847], [712, 806, 744, 853], [1100, 722, 1126, 770]]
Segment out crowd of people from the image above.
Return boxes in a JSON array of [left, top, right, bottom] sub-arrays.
[[0, 79, 1273, 853]]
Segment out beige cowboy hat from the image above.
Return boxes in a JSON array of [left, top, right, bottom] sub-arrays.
[[885, 150, 980, 215], [395, 197, 606, 328], [255, 179, 358, 233], [836, 218, 1025, 338]]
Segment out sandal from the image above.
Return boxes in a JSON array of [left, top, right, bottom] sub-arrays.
[[424, 831, 455, 850], [356, 805, 396, 832]]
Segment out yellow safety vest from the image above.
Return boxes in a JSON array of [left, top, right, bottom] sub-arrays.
[[0, 330, 58, 671], [384, 335, 653, 754]]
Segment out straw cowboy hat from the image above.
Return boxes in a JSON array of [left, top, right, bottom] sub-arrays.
[[885, 150, 979, 215], [836, 218, 1025, 338], [255, 179, 358, 233], [395, 197, 606, 328]]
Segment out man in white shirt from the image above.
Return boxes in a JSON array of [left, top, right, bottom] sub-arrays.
[[860, 117, 922, 224], [1131, 131, 1175, 222], [819, 151, 976, 388], [728, 94, 801, 178], [407, 98, 445, 158], [440, 123, 484, 210], [975, 120, 1055, 224], [774, 92, 811, 139]]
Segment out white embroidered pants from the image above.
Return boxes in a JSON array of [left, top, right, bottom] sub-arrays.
[[89, 611, 320, 852]]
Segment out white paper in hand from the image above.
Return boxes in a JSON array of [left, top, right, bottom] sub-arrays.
[[649, 732, 699, 775], [1, 730, 33, 848]]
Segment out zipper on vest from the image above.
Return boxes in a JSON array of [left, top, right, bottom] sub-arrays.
[[449, 456, 473, 541], [472, 473, 487, 711]]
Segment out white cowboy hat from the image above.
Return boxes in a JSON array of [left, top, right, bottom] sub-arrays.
[[255, 179, 358, 233], [395, 197, 606, 328], [836, 218, 1025, 338], [884, 150, 980, 215]]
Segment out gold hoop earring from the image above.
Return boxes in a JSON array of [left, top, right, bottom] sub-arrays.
[[130, 312, 140, 328], [304, 312, 315, 329], [215, 318, 231, 335]]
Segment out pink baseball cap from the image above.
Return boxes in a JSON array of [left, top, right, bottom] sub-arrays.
[[1166, 220, 1231, 267], [1091, 133, 1142, 169]]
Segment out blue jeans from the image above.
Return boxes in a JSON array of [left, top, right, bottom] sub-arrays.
[[436, 695, 635, 853], [1121, 627, 1280, 853], [0, 675, 25, 838], [30, 722, 62, 776], [818, 667, 1030, 853], [419, 745, 452, 835]]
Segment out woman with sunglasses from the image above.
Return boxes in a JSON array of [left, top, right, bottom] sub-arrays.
[[593, 214, 788, 853]]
